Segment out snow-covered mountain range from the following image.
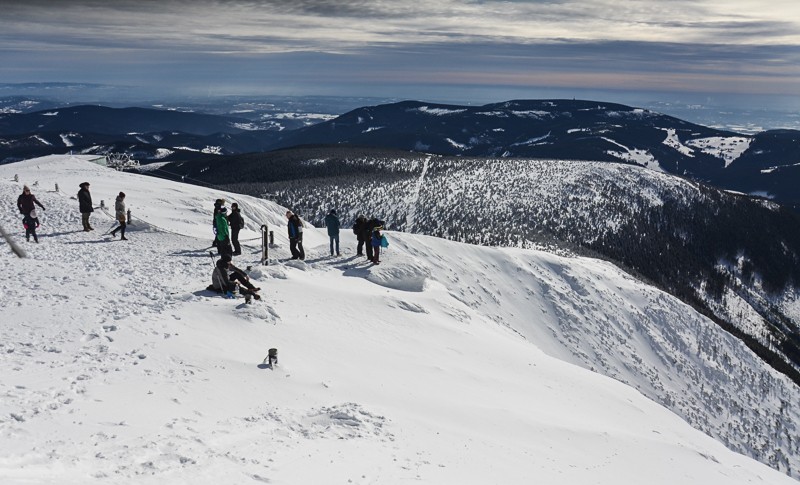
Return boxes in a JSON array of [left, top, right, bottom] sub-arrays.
[[1, 155, 798, 483], [3, 99, 800, 209], [268, 100, 800, 209]]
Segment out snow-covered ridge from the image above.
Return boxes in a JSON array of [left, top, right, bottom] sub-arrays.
[[602, 136, 662, 171], [0, 155, 797, 484], [686, 136, 753, 168], [414, 106, 467, 116], [659, 127, 695, 157]]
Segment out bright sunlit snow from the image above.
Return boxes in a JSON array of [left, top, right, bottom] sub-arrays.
[[0, 155, 797, 485]]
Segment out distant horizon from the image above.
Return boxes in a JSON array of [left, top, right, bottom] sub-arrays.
[[2, 0, 798, 119], [2, 81, 798, 133]]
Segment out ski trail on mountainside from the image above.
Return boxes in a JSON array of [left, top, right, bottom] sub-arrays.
[[405, 155, 431, 232]]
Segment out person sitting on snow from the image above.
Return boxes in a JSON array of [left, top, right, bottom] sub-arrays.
[[210, 253, 261, 300]]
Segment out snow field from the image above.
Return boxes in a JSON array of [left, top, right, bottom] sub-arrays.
[[0, 155, 797, 484]]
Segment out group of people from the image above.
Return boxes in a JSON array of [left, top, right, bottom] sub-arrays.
[[78, 182, 129, 239], [352, 215, 386, 265], [15, 184, 387, 302], [212, 199, 244, 257], [16, 185, 46, 243], [290, 209, 385, 264], [15, 182, 129, 243], [209, 206, 387, 302]]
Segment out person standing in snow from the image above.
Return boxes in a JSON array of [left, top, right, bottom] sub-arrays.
[[77, 182, 94, 231], [17, 185, 45, 243], [352, 214, 368, 257], [215, 206, 232, 257], [324, 209, 341, 256], [17, 185, 45, 217], [286, 210, 305, 260], [370, 223, 383, 264], [227, 202, 244, 256], [211, 253, 261, 300], [211, 198, 225, 247], [364, 216, 383, 262], [110, 192, 128, 240]]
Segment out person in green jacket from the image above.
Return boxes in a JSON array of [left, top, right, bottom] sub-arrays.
[[215, 207, 232, 257]]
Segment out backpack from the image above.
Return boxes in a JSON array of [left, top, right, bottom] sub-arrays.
[[380, 235, 389, 248]]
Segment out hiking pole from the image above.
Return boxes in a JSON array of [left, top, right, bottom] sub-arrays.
[[0, 222, 26, 258], [103, 221, 117, 235]]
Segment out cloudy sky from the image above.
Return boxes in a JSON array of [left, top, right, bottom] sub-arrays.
[[2, 0, 800, 108]]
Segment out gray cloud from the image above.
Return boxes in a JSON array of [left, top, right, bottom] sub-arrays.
[[0, 0, 798, 104]]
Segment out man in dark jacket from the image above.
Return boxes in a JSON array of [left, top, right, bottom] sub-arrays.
[[77, 182, 94, 231], [324, 209, 340, 256], [227, 202, 244, 256], [286, 210, 305, 260], [352, 214, 369, 258], [363, 217, 383, 261]]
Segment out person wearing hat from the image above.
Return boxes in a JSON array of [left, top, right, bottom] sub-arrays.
[[77, 182, 94, 231], [210, 253, 260, 300], [352, 214, 368, 257], [17, 184, 46, 216], [110, 192, 128, 240], [211, 198, 225, 248], [18, 185, 45, 243], [286, 210, 305, 260], [324, 209, 341, 256], [227, 202, 244, 256], [215, 205, 232, 257]]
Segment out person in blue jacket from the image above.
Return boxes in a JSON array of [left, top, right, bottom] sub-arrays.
[[286, 210, 305, 260], [324, 209, 340, 256]]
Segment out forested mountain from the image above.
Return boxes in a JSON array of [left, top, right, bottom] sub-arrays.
[[0, 105, 281, 163], [153, 146, 800, 387], [268, 99, 800, 209], [3, 99, 800, 209]]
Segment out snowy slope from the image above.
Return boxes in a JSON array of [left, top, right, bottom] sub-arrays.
[[0, 155, 797, 484]]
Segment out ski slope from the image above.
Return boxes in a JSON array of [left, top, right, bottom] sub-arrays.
[[0, 155, 797, 484]]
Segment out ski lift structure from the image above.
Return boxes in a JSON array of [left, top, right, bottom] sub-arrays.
[[105, 153, 140, 171]]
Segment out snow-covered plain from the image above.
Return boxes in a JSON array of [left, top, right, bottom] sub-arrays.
[[0, 155, 797, 485]]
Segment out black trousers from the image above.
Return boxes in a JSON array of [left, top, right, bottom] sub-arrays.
[[230, 271, 256, 291], [289, 237, 305, 260], [231, 228, 241, 254], [111, 221, 126, 238], [217, 238, 232, 257], [25, 225, 38, 242]]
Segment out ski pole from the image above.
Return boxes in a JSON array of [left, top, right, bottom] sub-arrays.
[[208, 251, 216, 268]]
